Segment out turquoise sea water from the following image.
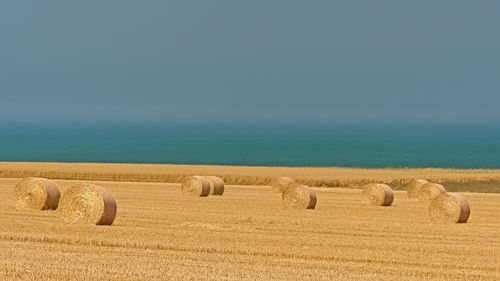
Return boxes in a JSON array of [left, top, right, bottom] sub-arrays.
[[0, 123, 499, 168]]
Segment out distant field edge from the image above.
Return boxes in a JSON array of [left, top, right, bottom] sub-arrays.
[[1, 161, 500, 193]]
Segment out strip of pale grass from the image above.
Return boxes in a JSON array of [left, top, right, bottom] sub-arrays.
[[1, 162, 500, 192]]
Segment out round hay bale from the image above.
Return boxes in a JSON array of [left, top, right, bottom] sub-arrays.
[[406, 179, 428, 198], [206, 176, 225, 195], [13, 177, 61, 210], [282, 184, 317, 209], [271, 176, 295, 193], [181, 176, 210, 197], [59, 183, 117, 225], [361, 183, 394, 206], [429, 193, 470, 224], [417, 183, 446, 202]]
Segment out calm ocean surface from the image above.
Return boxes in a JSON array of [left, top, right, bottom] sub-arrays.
[[1, 123, 499, 168]]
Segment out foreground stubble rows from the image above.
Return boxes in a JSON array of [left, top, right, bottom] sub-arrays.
[[0, 178, 499, 281]]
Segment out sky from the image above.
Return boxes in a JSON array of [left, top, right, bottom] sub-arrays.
[[1, 1, 499, 125]]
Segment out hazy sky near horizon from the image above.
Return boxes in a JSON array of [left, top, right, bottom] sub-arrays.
[[1, 1, 499, 124]]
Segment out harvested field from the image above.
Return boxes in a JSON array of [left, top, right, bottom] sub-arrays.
[[1, 177, 499, 281]]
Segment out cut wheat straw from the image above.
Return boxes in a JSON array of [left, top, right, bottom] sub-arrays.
[[59, 183, 117, 225], [429, 193, 470, 224], [282, 184, 317, 209], [271, 176, 295, 193], [406, 179, 428, 198], [418, 183, 446, 202], [361, 183, 394, 206], [13, 177, 61, 210], [181, 176, 210, 197], [206, 176, 225, 195]]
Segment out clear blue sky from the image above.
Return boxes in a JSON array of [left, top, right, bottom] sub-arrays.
[[1, 1, 499, 124]]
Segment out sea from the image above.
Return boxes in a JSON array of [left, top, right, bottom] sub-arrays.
[[0, 122, 499, 168]]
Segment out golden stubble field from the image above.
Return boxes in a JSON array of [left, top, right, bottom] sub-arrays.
[[1, 178, 499, 281]]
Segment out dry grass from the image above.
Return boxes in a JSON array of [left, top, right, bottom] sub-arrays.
[[2, 162, 500, 193], [1, 178, 499, 280]]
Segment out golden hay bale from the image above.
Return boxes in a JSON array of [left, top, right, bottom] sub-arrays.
[[406, 179, 428, 198], [181, 176, 210, 197], [205, 176, 225, 195], [271, 176, 295, 193], [282, 184, 317, 209], [59, 183, 117, 225], [429, 193, 470, 224], [418, 183, 446, 202], [361, 183, 394, 206], [13, 177, 61, 210]]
